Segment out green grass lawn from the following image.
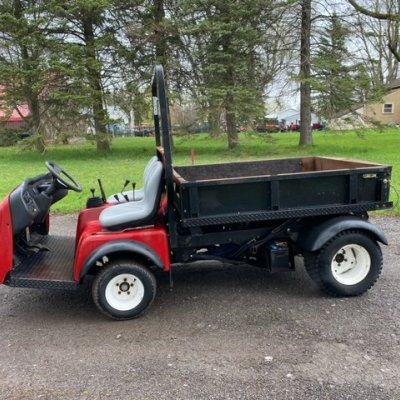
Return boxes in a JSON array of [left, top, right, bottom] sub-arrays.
[[0, 129, 399, 215]]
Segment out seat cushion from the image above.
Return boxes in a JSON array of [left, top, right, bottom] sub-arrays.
[[100, 161, 163, 230], [100, 201, 148, 228]]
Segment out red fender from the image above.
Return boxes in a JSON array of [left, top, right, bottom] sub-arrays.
[[74, 226, 170, 281]]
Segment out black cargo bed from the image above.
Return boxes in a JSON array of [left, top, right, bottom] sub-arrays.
[[173, 157, 392, 227]]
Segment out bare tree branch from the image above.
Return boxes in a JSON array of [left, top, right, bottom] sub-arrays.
[[348, 0, 400, 22]]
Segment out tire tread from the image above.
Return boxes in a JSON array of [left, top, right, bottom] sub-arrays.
[[304, 229, 383, 297], [92, 260, 156, 320]]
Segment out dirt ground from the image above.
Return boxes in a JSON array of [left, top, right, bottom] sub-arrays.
[[0, 215, 399, 400]]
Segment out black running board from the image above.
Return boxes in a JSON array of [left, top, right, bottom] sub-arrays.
[[7, 276, 79, 290], [7, 235, 79, 291]]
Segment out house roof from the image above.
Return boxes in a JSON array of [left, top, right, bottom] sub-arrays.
[[0, 104, 31, 122], [388, 79, 400, 90], [330, 78, 400, 120], [0, 84, 31, 123], [332, 103, 364, 119], [277, 108, 299, 120]]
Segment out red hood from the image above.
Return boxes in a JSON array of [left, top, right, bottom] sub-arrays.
[[0, 196, 14, 283]]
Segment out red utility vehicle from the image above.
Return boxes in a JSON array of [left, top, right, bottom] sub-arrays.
[[0, 67, 393, 320]]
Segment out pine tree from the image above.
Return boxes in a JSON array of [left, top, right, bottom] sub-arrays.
[[180, 0, 281, 148], [0, 0, 54, 152], [45, 0, 129, 152], [312, 14, 368, 119], [0, 0, 137, 152]]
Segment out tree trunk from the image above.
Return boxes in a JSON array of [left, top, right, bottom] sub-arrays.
[[28, 95, 45, 152], [226, 111, 238, 149], [225, 93, 238, 149], [93, 95, 110, 152], [82, 13, 110, 152], [299, 0, 313, 147], [208, 107, 221, 137], [222, 37, 239, 149]]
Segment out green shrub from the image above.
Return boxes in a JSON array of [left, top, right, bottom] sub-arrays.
[[0, 128, 22, 147]]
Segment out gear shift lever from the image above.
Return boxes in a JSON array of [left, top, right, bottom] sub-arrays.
[[121, 180, 130, 202]]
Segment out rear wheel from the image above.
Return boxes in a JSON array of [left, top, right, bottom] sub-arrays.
[[304, 230, 383, 296], [92, 260, 156, 320]]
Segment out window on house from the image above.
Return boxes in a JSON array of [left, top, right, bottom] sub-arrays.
[[383, 103, 393, 114]]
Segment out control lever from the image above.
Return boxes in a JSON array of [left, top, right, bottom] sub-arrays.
[[132, 182, 136, 201], [121, 180, 130, 202], [86, 186, 104, 208], [97, 178, 106, 202]]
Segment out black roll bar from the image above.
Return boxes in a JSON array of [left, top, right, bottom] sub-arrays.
[[152, 65, 173, 171], [152, 65, 177, 247]]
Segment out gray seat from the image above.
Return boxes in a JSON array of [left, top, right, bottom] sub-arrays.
[[107, 156, 158, 203], [100, 161, 163, 230]]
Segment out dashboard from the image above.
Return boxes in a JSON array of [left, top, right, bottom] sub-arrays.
[[9, 173, 67, 235]]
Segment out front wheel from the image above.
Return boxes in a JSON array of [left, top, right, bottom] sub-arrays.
[[304, 230, 383, 297], [92, 260, 157, 320]]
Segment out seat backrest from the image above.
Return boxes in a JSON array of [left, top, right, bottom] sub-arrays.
[[107, 156, 159, 204], [100, 161, 164, 230], [141, 160, 163, 213], [143, 156, 158, 182]]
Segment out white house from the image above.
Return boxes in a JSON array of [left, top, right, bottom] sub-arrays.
[[267, 108, 320, 126]]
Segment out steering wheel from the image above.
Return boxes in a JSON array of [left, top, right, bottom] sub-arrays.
[[45, 161, 82, 192]]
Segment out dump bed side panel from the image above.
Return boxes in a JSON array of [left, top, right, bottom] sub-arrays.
[[174, 158, 392, 228]]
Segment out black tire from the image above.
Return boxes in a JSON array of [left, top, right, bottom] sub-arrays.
[[304, 230, 383, 297], [92, 260, 157, 320]]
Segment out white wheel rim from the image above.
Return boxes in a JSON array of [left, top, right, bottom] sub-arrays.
[[105, 273, 145, 311], [331, 244, 371, 285]]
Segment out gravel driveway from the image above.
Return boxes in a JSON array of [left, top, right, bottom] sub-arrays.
[[0, 215, 399, 399]]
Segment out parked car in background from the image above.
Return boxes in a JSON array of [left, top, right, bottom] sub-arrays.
[[133, 127, 155, 137], [256, 117, 280, 133]]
